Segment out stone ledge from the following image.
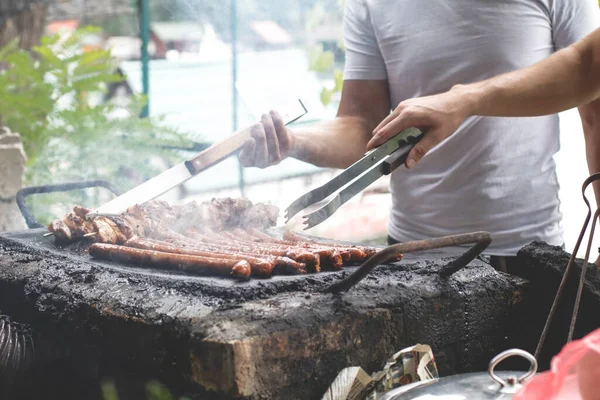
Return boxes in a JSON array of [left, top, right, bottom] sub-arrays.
[[0, 234, 528, 399]]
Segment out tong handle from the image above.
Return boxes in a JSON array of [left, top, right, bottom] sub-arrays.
[[184, 100, 308, 176], [184, 127, 251, 175], [382, 130, 424, 174], [382, 146, 412, 174]]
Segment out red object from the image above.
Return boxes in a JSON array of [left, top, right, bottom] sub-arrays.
[[513, 328, 600, 400], [46, 20, 79, 34]]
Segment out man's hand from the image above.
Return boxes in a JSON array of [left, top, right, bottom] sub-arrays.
[[367, 87, 474, 169], [238, 110, 295, 168]]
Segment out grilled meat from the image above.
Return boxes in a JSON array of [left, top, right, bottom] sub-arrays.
[[236, 228, 345, 271], [125, 236, 275, 277], [187, 228, 321, 272], [88, 243, 252, 280], [141, 235, 307, 276], [48, 211, 95, 243], [282, 230, 383, 261], [48, 219, 71, 242], [48, 197, 384, 280]]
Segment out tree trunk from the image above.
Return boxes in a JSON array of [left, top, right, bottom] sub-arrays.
[[0, 1, 48, 50], [0, 2, 46, 231]]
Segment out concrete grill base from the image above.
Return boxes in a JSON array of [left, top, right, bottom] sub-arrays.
[[0, 231, 582, 400]]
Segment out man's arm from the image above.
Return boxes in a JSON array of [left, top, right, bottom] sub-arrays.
[[292, 80, 390, 168], [239, 79, 390, 170], [239, 0, 390, 170], [466, 29, 600, 118], [579, 100, 600, 207], [367, 26, 600, 168]]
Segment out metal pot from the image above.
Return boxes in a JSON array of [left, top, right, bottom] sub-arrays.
[[381, 349, 538, 400]]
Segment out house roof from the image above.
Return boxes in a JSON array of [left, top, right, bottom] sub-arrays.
[[249, 20, 293, 45], [46, 19, 79, 34], [151, 22, 205, 42]]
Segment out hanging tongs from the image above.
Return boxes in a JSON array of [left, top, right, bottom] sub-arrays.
[[285, 127, 424, 229], [535, 172, 600, 359]]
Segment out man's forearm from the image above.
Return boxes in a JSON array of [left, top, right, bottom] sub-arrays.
[[580, 100, 600, 207], [291, 116, 371, 169], [458, 27, 600, 118]]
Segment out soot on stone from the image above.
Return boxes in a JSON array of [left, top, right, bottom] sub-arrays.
[[1, 230, 597, 399]]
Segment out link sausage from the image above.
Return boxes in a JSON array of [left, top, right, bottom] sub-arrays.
[[88, 243, 251, 280], [124, 235, 274, 277]]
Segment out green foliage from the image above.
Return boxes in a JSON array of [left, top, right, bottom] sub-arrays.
[[306, 1, 345, 106], [146, 381, 191, 400], [101, 380, 120, 400], [308, 44, 335, 73], [0, 26, 194, 225], [101, 380, 191, 400]]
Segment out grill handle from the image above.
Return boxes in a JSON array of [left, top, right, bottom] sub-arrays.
[[326, 231, 492, 293], [16, 180, 121, 229]]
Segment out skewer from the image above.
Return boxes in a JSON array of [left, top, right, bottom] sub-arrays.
[[43, 232, 97, 238]]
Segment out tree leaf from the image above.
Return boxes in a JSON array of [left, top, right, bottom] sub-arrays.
[[320, 87, 333, 106], [334, 69, 343, 92], [308, 45, 335, 73], [0, 25, 195, 224]]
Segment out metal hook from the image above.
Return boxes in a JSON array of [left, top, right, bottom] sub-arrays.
[[326, 231, 492, 293]]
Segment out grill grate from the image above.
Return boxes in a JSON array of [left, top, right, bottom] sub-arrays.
[[0, 314, 34, 384]]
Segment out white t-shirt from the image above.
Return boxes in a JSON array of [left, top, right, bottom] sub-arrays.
[[343, 0, 600, 256]]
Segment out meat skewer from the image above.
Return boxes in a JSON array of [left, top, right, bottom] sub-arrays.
[[44, 231, 97, 238], [48, 211, 96, 242], [124, 235, 276, 277], [88, 243, 251, 280]]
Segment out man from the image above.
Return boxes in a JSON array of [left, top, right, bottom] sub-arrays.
[[370, 26, 600, 271], [370, 26, 600, 171], [239, 0, 600, 270]]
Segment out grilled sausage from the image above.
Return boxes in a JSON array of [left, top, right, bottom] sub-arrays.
[[88, 243, 251, 280], [197, 229, 322, 272], [243, 227, 354, 262], [141, 236, 307, 275], [217, 229, 346, 271], [125, 235, 274, 277], [158, 228, 320, 273], [282, 230, 381, 261], [234, 228, 345, 270]]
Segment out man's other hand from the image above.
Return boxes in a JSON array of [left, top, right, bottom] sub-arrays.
[[367, 87, 473, 169], [238, 110, 295, 169]]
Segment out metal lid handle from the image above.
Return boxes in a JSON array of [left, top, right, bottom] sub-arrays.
[[488, 349, 538, 387]]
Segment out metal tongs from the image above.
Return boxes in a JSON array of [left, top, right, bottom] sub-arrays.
[[285, 127, 424, 229], [535, 172, 600, 360]]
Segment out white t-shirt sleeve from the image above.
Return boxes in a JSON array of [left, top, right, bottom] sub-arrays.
[[552, 0, 600, 49], [343, 0, 388, 80]]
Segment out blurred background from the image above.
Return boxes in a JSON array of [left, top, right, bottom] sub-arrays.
[[0, 0, 596, 257]]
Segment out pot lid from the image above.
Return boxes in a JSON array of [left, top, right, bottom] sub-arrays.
[[382, 349, 538, 400]]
